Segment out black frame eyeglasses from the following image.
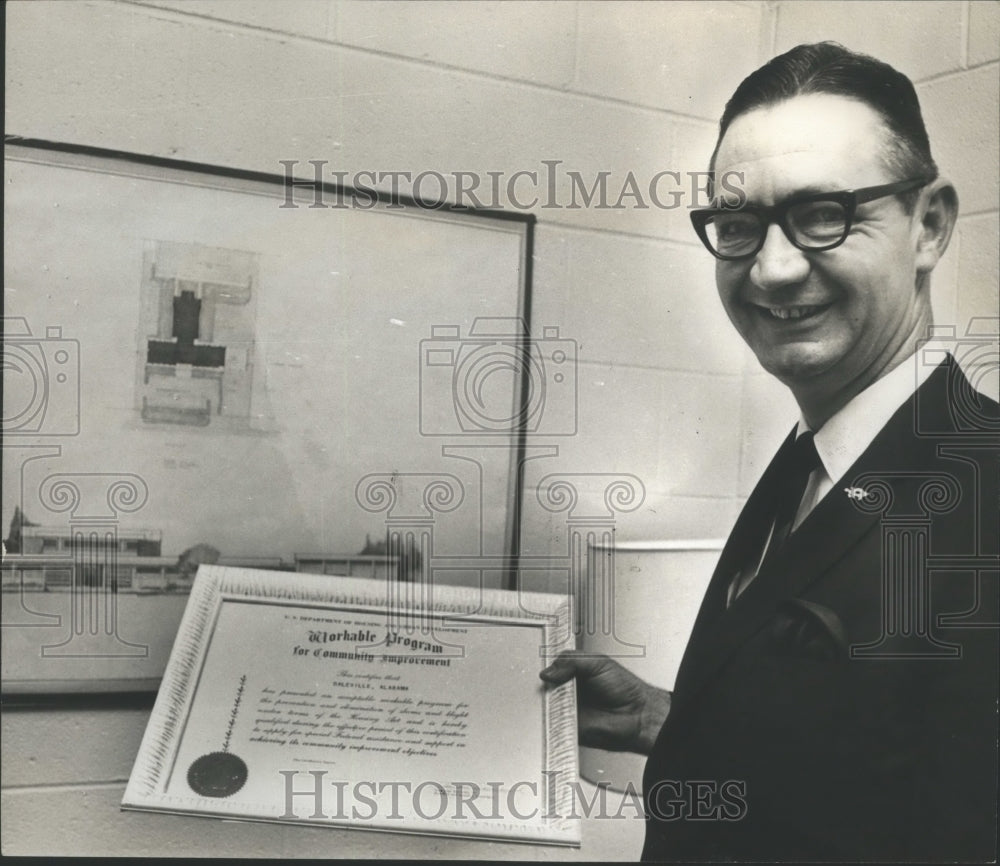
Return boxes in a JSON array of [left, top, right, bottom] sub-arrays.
[[689, 177, 933, 261]]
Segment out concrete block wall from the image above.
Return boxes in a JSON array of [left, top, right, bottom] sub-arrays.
[[6, 0, 997, 586]]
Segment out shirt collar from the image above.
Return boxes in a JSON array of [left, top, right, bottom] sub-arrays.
[[794, 350, 938, 484]]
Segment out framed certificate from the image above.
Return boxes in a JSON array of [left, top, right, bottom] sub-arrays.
[[122, 566, 580, 845]]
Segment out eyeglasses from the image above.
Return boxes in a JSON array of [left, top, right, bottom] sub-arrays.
[[689, 177, 932, 261]]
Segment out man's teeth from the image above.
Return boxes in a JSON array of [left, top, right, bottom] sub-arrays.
[[767, 306, 822, 320]]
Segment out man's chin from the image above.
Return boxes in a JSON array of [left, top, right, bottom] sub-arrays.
[[756, 350, 838, 386]]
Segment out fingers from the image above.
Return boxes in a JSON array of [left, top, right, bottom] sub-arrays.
[[539, 650, 608, 685], [578, 715, 639, 752]]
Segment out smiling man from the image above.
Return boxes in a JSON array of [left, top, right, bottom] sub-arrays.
[[704, 91, 949, 429], [542, 43, 998, 862]]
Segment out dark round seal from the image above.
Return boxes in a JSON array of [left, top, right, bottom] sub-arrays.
[[187, 751, 248, 798]]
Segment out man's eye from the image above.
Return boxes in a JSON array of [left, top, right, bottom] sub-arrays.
[[715, 217, 756, 239], [794, 203, 845, 228]]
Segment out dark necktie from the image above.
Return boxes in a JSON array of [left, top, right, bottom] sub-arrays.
[[730, 431, 821, 603], [758, 431, 821, 572]]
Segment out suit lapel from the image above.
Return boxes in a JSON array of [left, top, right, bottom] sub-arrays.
[[671, 361, 954, 707], [672, 428, 796, 696], [675, 473, 881, 701]]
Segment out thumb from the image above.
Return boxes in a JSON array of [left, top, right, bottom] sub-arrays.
[[539, 656, 575, 685], [540, 650, 587, 685]]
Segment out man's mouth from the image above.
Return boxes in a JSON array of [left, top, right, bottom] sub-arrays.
[[759, 304, 831, 321]]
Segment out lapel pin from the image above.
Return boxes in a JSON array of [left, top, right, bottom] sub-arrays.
[[844, 487, 869, 501]]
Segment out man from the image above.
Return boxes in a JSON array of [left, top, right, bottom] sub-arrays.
[[541, 43, 999, 862]]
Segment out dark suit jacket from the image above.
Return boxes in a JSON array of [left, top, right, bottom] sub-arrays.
[[642, 358, 999, 862]]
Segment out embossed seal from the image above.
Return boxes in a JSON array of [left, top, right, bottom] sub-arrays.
[[187, 751, 248, 798]]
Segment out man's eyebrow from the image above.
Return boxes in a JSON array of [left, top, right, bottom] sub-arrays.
[[712, 184, 845, 208], [780, 184, 841, 198]]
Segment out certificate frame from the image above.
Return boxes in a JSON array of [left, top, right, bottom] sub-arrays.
[[122, 565, 580, 846], [2, 137, 536, 696]]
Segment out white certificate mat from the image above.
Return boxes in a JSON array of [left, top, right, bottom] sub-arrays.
[[122, 566, 579, 845]]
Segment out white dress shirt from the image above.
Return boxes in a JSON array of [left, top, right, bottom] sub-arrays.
[[728, 351, 938, 604], [793, 350, 938, 530]]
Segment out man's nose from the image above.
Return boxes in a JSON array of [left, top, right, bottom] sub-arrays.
[[749, 223, 810, 290]]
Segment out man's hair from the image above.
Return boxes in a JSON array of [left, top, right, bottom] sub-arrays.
[[710, 42, 938, 208]]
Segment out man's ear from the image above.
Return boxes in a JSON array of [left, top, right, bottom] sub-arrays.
[[914, 178, 958, 275]]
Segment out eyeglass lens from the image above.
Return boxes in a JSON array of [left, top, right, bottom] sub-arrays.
[[706, 199, 850, 257]]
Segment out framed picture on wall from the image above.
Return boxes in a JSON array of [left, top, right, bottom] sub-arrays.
[[2, 138, 536, 695]]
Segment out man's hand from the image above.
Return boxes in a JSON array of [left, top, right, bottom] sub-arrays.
[[540, 650, 671, 756]]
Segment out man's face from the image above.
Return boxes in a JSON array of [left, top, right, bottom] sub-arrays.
[[712, 94, 927, 399]]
